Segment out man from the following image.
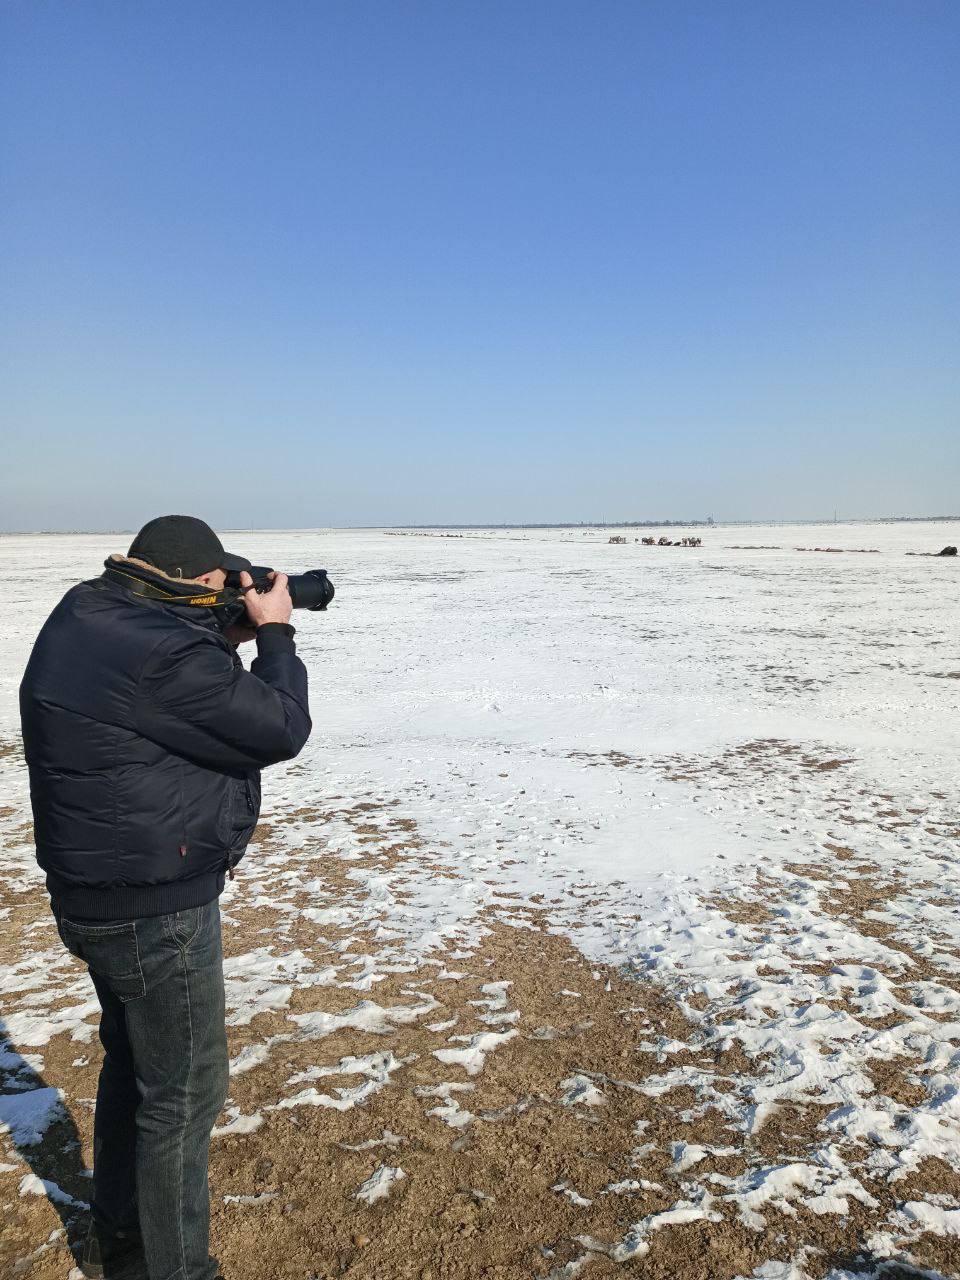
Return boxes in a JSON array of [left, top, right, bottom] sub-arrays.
[[19, 515, 312, 1280]]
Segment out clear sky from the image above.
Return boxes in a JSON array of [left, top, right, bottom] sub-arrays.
[[1, 2, 957, 530]]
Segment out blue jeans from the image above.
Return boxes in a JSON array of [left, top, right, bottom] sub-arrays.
[[56, 900, 229, 1280]]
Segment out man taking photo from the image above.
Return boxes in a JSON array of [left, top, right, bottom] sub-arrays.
[[19, 515, 312, 1280]]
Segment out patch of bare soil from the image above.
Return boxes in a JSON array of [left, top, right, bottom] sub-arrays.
[[4, 797, 960, 1279], [570, 738, 859, 787], [208, 912, 960, 1280], [3, 890, 957, 1280]]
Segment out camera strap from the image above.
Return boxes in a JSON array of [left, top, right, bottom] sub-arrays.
[[102, 564, 232, 609]]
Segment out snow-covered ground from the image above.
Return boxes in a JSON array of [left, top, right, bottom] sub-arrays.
[[1, 520, 958, 1278], [4, 520, 955, 890]]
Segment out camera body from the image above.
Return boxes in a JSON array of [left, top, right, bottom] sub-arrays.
[[218, 566, 334, 628], [225, 566, 334, 611]]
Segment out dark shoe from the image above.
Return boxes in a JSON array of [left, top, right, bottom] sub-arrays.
[[79, 1221, 144, 1279]]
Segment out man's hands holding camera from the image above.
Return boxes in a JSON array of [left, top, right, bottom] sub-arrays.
[[240, 570, 293, 627], [223, 571, 293, 645]]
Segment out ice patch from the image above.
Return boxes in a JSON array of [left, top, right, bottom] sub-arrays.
[[893, 1199, 960, 1236], [212, 1107, 264, 1138], [354, 1164, 406, 1204], [414, 1081, 477, 1129], [552, 1182, 592, 1207], [224, 1191, 278, 1206], [560, 1074, 605, 1107], [19, 1172, 88, 1208], [273, 1050, 415, 1111], [229, 996, 440, 1076], [223, 948, 338, 1024], [0, 1087, 64, 1145], [579, 1190, 722, 1261], [432, 1027, 518, 1076], [338, 1128, 405, 1152]]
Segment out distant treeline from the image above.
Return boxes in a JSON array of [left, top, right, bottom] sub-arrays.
[[2, 514, 957, 536], [393, 515, 958, 531]]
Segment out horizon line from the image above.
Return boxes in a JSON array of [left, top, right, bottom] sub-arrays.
[[0, 513, 957, 536]]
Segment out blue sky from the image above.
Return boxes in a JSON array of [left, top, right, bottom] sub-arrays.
[[2, 1, 957, 529]]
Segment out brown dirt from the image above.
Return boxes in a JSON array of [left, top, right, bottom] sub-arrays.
[[4, 784, 960, 1279], [3, 895, 958, 1280]]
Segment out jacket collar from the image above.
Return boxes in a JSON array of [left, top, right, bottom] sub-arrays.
[[100, 555, 227, 629]]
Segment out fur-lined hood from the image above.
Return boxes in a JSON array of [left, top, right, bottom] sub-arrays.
[[101, 555, 232, 615], [106, 553, 214, 587]]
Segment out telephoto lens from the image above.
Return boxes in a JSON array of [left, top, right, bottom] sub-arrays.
[[225, 566, 335, 611], [286, 569, 335, 611]]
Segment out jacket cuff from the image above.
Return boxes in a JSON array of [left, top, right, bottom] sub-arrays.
[[256, 622, 296, 655]]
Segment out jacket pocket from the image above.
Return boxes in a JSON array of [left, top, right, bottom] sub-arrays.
[[59, 918, 146, 1003], [229, 776, 259, 851], [214, 776, 235, 846]]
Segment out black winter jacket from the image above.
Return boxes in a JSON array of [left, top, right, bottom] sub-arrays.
[[19, 558, 311, 920]]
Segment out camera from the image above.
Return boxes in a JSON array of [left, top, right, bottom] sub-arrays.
[[225, 566, 334, 611], [219, 566, 335, 628]]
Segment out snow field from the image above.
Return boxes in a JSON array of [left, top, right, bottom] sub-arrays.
[[0, 520, 958, 1277]]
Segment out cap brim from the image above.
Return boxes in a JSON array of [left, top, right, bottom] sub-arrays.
[[221, 551, 253, 572]]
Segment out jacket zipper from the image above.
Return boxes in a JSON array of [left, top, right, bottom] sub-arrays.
[[179, 763, 188, 859], [226, 780, 254, 880]]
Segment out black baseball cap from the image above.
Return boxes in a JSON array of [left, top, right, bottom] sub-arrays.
[[128, 515, 251, 579]]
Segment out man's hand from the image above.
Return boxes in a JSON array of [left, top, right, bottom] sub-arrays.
[[239, 570, 293, 628]]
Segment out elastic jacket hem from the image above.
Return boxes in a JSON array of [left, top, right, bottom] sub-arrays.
[[47, 870, 225, 922]]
